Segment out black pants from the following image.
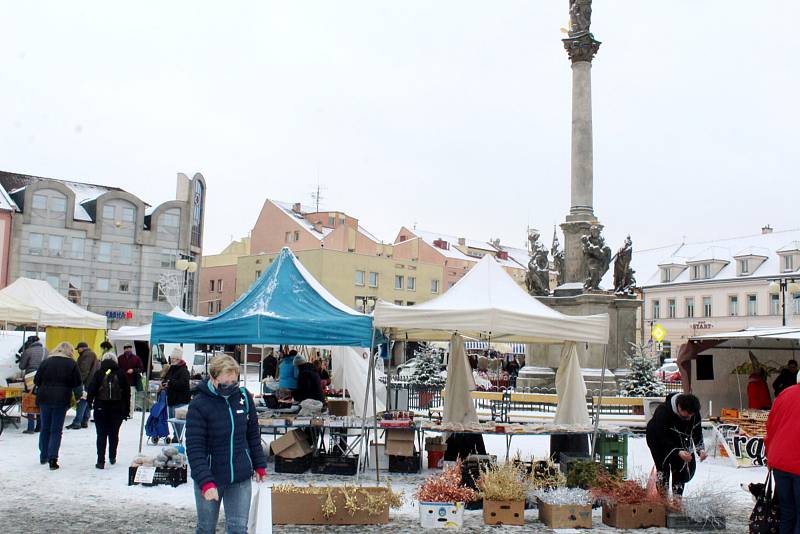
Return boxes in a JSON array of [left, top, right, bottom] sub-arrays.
[[94, 406, 124, 463], [655, 454, 696, 496]]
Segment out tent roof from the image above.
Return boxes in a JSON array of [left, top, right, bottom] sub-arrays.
[[108, 307, 207, 341], [373, 255, 609, 344], [689, 326, 800, 350], [0, 292, 41, 324], [0, 278, 107, 329], [151, 247, 376, 346]]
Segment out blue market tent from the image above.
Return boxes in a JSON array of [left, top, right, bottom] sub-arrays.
[[151, 247, 376, 347]]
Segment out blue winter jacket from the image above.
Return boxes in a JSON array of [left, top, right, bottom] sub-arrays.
[[186, 380, 266, 489], [278, 358, 299, 390]]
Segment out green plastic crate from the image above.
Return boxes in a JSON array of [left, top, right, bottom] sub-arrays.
[[596, 454, 627, 477], [594, 433, 628, 457]]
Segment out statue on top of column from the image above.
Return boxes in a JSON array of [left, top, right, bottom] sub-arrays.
[[581, 224, 611, 291], [613, 235, 636, 295], [568, 0, 593, 38], [526, 229, 551, 297]]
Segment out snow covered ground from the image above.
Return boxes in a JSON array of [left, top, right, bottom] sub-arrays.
[[0, 407, 760, 533]]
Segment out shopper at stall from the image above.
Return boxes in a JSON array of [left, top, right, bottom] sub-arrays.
[[86, 352, 130, 469], [772, 359, 798, 398], [19, 335, 47, 434], [261, 350, 277, 380], [645, 392, 707, 496], [294, 354, 324, 403], [278, 350, 299, 392], [186, 355, 267, 534], [747, 351, 772, 410], [67, 342, 98, 430], [33, 342, 82, 470], [118, 344, 143, 417], [162, 347, 191, 443], [313, 359, 330, 388], [765, 380, 800, 534]]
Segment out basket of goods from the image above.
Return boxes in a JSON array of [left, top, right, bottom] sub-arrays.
[[415, 460, 477, 529]]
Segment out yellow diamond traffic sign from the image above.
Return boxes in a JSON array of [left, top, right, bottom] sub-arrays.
[[651, 324, 667, 342]]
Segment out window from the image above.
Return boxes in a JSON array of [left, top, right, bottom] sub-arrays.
[[216, 300, 222, 312], [696, 354, 715, 381], [284, 231, 292, 243], [702, 296, 712, 317], [784, 255, 795, 272], [368, 272, 378, 288], [739, 259, 749, 274], [96, 278, 109, 291], [46, 275, 60, 290], [119, 280, 130, 292], [686, 298, 695, 318], [218, 279, 223, 292], [71, 237, 85, 259], [652, 300, 660, 319], [355, 270, 365, 286], [160, 251, 176, 269], [667, 299, 676, 319], [68, 276, 81, 304], [407, 276, 416, 291], [32, 194, 47, 209], [210, 280, 215, 292], [29, 233, 43, 255], [122, 207, 135, 223], [747, 294, 757, 316], [118, 243, 133, 263], [693, 263, 712, 280], [770, 293, 781, 316], [661, 268, 671, 283], [394, 275, 403, 290], [255, 270, 261, 278], [102, 205, 115, 220], [50, 197, 67, 212], [729, 295, 738, 316], [394, 300, 403, 306], [293, 230, 300, 242], [208, 302, 214, 314], [692, 265, 700, 279], [406, 301, 415, 306], [794, 293, 800, 315], [328, 216, 335, 226], [431, 279, 440, 294], [339, 217, 345, 226], [47, 235, 64, 256], [97, 242, 112, 262], [703, 263, 711, 278], [160, 212, 180, 227], [152, 282, 167, 302]]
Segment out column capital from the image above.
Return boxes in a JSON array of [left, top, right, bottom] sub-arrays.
[[563, 33, 601, 63]]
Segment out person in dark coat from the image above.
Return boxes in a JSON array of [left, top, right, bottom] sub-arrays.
[[162, 347, 191, 442], [772, 359, 798, 398], [118, 344, 144, 418], [186, 355, 267, 534], [261, 351, 277, 380], [86, 353, 131, 469], [33, 342, 82, 469], [67, 341, 98, 429], [645, 393, 707, 496], [19, 335, 48, 433], [294, 354, 324, 403]]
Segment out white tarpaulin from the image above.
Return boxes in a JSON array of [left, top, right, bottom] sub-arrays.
[[443, 334, 479, 425], [373, 255, 608, 344], [108, 307, 207, 341], [0, 292, 41, 324], [553, 342, 590, 425], [330, 346, 386, 417], [0, 278, 106, 329]]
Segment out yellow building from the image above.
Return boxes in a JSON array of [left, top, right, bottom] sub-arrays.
[[236, 248, 444, 312]]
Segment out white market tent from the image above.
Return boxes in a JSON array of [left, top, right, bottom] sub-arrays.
[[373, 254, 609, 344], [108, 307, 207, 341], [0, 292, 41, 324], [0, 278, 106, 329]]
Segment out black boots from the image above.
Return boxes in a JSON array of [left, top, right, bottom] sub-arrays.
[[49, 459, 59, 470], [95, 462, 104, 469]]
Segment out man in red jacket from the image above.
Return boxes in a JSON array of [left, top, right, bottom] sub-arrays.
[[765, 381, 800, 534]]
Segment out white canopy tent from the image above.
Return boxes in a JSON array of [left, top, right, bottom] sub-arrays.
[[0, 292, 41, 325], [0, 278, 106, 329]]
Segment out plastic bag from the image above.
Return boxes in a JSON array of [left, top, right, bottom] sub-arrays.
[[645, 466, 660, 501], [248, 484, 273, 534], [298, 399, 323, 417]]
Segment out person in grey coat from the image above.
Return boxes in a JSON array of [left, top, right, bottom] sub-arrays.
[[19, 336, 48, 434]]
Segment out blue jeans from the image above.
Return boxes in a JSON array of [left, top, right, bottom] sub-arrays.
[[71, 398, 91, 426], [774, 469, 800, 534], [194, 479, 251, 534], [26, 414, 39, 432], [168, 404, 188, 441], [39, 404, 68, 462]]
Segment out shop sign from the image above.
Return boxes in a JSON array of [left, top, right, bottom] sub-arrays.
[[691, 321, 714, 330], [106, 310, 134, 320]]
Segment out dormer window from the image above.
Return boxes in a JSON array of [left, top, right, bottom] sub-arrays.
[[661, 268, 671, 283], [739, 259, 749, 274], [692, 263, 712, 280], [785, 255, 795, 272]]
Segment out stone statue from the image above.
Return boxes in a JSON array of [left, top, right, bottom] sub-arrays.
[[550, 227, 565, 287], [581, 224, 611, 291], [526, 230, 550, 296], [568, 0, 592, 37], [613, 235, 636, 295]]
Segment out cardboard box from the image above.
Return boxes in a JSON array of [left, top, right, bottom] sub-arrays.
[[272, 487, 390, 525], [419, 502, 464, 529], [537, 500, 592, 529], [602, 503, 666, 529], [483, 500, 525, 526], [385, 428, 415, 457], [271, 429, 312, 459], [327, 398, 352, 416]]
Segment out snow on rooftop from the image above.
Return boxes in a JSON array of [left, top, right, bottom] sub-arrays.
[[270, 199, 332, 240], [0, 183, 17, 211]]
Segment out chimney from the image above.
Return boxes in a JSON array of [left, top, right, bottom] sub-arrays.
[[458, 237, 466, 246], [762, 225, 773, 234], [292, 202, 302, 214]]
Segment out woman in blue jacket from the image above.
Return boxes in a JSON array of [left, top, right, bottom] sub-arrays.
[[277, 350, 299, 391], [186, 355, 267, 534]]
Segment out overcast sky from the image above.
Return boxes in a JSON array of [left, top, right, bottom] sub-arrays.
[[1, 1, 797, 256]]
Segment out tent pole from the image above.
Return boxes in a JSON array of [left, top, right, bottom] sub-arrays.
[[356, 339, 374, 482], [371, 331, 380, 483], [590, 344, 608, 458], [243, 344, 248, 390], [138, 338, 154, 453]]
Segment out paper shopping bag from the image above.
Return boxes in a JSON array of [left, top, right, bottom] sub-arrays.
[[248, 484, 272, 534]]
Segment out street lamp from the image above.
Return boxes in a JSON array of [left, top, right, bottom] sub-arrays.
[[176, 258, 198, 312], [768, 277, 800, 326]]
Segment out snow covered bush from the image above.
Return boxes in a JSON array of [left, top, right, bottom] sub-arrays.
[[620, 342, 666, 397]]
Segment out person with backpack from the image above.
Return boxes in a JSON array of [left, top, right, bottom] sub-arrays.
[[86, 352, 131, 469], [67, 341, 98, 430], [162, 347, 191, 443], [186, 355, 266, 534]]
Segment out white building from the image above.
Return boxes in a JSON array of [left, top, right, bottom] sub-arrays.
[[636, 226, 800, 358]]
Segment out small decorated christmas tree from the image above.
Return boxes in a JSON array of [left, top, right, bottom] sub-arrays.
[[410, 350, 445, 387], [620, 342, 666, 397]]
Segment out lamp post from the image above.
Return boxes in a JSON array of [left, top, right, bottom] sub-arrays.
[[175, 257, 198, 313], [768, 277, 800, 327]]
